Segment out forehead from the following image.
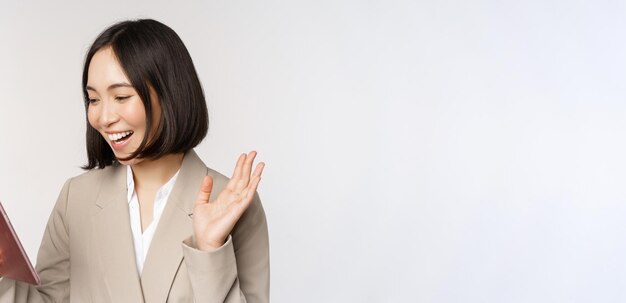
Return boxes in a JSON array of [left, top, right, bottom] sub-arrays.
[[87, 47, 132, 92]]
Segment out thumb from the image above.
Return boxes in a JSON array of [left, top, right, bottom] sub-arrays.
[[195, 175, 213, 205]]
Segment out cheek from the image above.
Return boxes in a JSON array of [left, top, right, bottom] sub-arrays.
[[121, 103, 147, 128], [87, 106, 99, 129]]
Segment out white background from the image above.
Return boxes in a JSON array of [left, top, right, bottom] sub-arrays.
[[1, 1, 626, 302]]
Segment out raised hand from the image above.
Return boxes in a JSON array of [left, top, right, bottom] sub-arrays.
[[192, 151, 265, 251]]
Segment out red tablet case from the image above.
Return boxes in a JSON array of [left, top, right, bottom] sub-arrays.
[[0, 202, 41, 285]]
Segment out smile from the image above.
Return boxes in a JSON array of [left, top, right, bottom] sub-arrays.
[[107, 131, 135, 150], [108, 131, 134, 142]]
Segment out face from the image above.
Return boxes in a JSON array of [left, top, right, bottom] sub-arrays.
[[86, 47, 161, 166]]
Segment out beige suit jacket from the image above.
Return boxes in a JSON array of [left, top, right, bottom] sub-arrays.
[[0, 150, 270, 302]]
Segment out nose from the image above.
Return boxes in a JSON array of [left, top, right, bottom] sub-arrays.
[[98, 99, 120, 128]]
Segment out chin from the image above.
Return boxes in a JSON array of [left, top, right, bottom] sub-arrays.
[[117, 157, 143, 166], [113, 152, 139, 166]]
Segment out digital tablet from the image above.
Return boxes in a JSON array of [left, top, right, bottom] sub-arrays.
[[0, 202, 41, 285]]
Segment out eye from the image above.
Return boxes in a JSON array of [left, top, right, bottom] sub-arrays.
[[87, 98, 100, 105], [115, 95, 131, 102]]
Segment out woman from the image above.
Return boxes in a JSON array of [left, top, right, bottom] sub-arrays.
[[0, 19, 269, 302]]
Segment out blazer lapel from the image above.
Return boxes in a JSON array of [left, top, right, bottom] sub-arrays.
[[93, 164, 145, 302], [140, 150, 208, 302]]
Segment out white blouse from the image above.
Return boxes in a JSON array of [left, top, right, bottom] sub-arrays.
[[126, 165, 180, 274]]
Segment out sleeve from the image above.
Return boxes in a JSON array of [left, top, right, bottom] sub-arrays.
[[182, 193, 270, 303], [0, 179, 72, 303]]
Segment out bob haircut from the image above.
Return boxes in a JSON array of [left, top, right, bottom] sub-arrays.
[[81, 19, 208, 169]]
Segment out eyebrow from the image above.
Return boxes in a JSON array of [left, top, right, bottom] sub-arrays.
[[85, 83, 133, 92]]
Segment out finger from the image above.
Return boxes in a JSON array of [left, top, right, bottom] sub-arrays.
[[242, 163, 264, 201], [195, 175, 213, 205], [227, 153, 247, 190], [238, 162, 264, 199], [240, 151, 257, 186], [251, 161, 265, 179], [243, 175, 262, 203], [242, 162, 265, 200]]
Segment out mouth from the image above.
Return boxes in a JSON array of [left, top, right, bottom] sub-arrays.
[[107, 131, 134, 149]]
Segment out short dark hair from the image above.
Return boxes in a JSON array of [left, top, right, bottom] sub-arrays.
[[81, 19, 208, 169]]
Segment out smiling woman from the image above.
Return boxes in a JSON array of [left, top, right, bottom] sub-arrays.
[[85, 47, 160, 165], [0, 19, 269, 303], [81, 20, 209, 170]]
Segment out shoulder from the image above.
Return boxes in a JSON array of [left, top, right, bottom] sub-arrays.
[[179, 149, 231, 193], [205, 167, 230, 191], [65, 163, 122, 190], [50, 164, 124, 221], [57, 164, 124, 209]]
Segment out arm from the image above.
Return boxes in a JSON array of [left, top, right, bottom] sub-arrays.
[[182, 194, 269, 303], [0, 179, 72, 303], [185, 151, 269, 302]]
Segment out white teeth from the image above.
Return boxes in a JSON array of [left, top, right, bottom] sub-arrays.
[[108, 131, 132, 142]]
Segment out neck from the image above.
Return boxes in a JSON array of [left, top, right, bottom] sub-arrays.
[[130, 153, 184, 190]]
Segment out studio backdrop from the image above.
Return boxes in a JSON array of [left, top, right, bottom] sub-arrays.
[[1, 1, 625, 302]]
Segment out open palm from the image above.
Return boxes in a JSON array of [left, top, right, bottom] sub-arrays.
[[192, 151, 265, 251]]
